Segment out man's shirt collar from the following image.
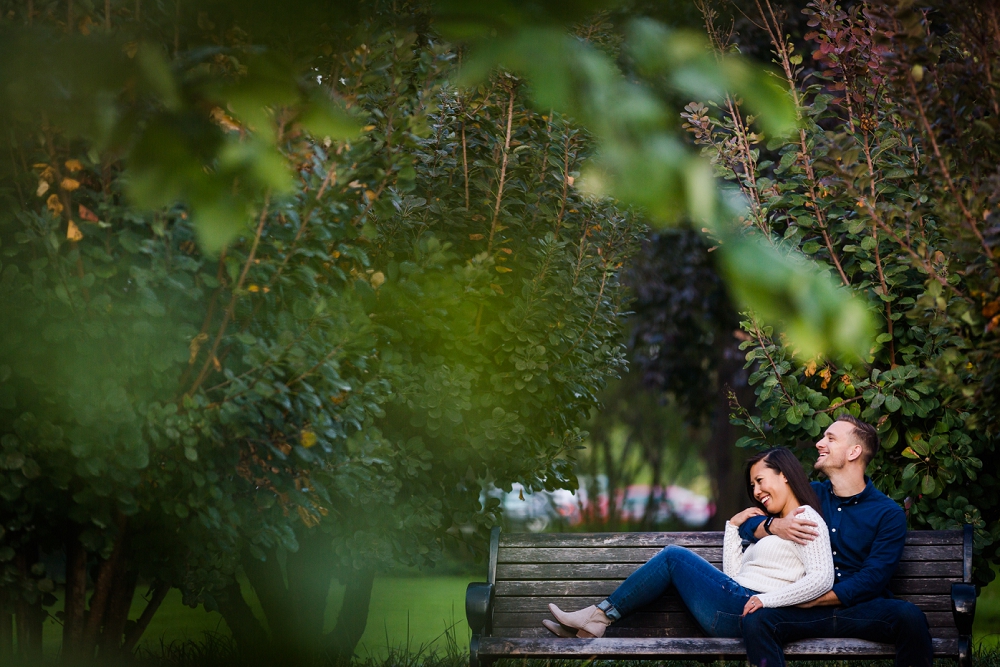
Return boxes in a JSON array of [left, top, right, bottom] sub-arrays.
[[826, 476, 873, 505]]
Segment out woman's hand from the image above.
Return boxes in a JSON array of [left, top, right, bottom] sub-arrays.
[[729, 507, 765, 527], [742, 596, 764, 616]]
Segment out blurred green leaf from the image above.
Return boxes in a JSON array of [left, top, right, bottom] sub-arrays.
[[298, 94, 362, 140], [718, 235, 875, 361]]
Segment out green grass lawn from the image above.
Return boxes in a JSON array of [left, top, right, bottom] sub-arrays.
[[975, 570, 1000, 650], [35, 572, 1000, 657], [41, 576, 472, 658]]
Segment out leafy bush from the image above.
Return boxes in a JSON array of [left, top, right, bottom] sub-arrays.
[[689, 0, 1000, 586]]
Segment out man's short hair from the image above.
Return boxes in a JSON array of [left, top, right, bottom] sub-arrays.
[[836, 414, 879, 466]]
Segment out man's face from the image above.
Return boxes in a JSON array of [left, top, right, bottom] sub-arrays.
[[814, 420, 860, 473]]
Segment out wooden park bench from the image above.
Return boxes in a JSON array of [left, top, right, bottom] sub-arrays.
[[466, 526, 976, 667]]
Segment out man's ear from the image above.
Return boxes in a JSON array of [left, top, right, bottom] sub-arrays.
[[846, 442, 864, 463]]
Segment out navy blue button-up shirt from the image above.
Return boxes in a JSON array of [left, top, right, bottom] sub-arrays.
[[739, 478, 907, 607]]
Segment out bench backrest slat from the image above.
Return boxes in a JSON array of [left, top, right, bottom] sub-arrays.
[[489, 530, 965, 640]]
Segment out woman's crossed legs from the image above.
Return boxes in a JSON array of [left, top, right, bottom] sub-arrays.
[[603, 544, 756, 638]]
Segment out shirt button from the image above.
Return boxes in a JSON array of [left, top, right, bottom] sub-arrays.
[[832, 528, 837, 532], [833, 551, 837, 555], [837, 507, 842, 511]]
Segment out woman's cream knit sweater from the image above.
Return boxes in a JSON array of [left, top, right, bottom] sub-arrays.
[[723, 505, 835, 608]]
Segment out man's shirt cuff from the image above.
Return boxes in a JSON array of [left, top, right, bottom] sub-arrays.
[[739, 515, 766, 543], [831, 582, 855, 607]]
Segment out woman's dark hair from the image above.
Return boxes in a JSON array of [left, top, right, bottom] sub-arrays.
[[744, 448, 822, 516]]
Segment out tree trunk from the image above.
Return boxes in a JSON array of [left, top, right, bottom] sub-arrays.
[[705, 350, 756, 530], [63, 533, 88, 656], [0, 588, 13, 660], [97, 568, 138, 657], [325, 566, 375, 660], [83, 515, 128, 654], [13, 547, 43, 660], [216, 580, 267, 654], [285, 533, 335, 648], [242, 547, 294, 641]]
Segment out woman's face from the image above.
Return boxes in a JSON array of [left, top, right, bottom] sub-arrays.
[[749, 460, 794, 517]]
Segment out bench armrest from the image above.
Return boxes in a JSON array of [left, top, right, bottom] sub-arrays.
[[952, 582, 976, 667], [951, 583, 976, 635], [466, 582, 494, 636]]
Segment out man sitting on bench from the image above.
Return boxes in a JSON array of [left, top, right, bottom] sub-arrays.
[[739, 415, 932, 667]]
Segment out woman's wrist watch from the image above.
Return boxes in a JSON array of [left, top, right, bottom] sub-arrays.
[[764, 516, 775, 535]]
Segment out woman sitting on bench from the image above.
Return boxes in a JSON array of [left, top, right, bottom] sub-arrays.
[[544, 447, 834, 639]]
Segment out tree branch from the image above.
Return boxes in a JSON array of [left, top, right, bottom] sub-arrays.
[[487, 86, 516, 253], [186, 193, 271, 397], [121, 582, 169, 654]]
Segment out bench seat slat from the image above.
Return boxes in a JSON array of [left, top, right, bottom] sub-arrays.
[[497, 545, 962, 564], [491, 610, 956, 630], [492, 626, 959, 640], [492, 595, 956, 614], [496, 578, 963, 596], [495, 561, 961, 580], [494, 611, 701, 629], [477, 636, 960, 657], [498, 531, 963, 548]]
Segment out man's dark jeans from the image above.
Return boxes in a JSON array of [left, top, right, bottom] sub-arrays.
[[742, 598, 933, 667]]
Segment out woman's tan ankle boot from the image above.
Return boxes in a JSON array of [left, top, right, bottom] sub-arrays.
[[547, 603, 611, 638], [541, 619, 575, 638]]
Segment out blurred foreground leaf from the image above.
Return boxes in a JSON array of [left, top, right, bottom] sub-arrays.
[[718, 235, 875, 361]]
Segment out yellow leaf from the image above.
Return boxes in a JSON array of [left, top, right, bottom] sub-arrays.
[[364, 189, 378, 201], [188, 332, 208, 364], [210, 107, 242, 133], [64, 159, 83, 172], [296, 505, 320, 528], [819, 367, 832, 389], [247, 284, 260, 293], [301, 429, 317, 448], [60, 178, 81, 192], [370, 271, 385, 288], [66, 220, 83, 242], [362, 124, 376, 131], [490, 283, 504, 295], [804, 359, 817, 377], [495, 266, 512, 273], [36, 165, 55, 182], [469, 233, 484, 241], [46, 194, 64, 216], [36, 180, 50, 197]]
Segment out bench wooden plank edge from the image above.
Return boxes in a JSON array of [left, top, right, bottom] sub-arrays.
[[476, 637, 960, 659]]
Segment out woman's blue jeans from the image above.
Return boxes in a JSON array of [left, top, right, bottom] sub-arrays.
[[604, 545, 757, 638]]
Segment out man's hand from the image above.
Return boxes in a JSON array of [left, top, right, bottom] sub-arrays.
[[730, 507, 765, 527], [796, 591, 841, 608], [756, 506, 820, 544]]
